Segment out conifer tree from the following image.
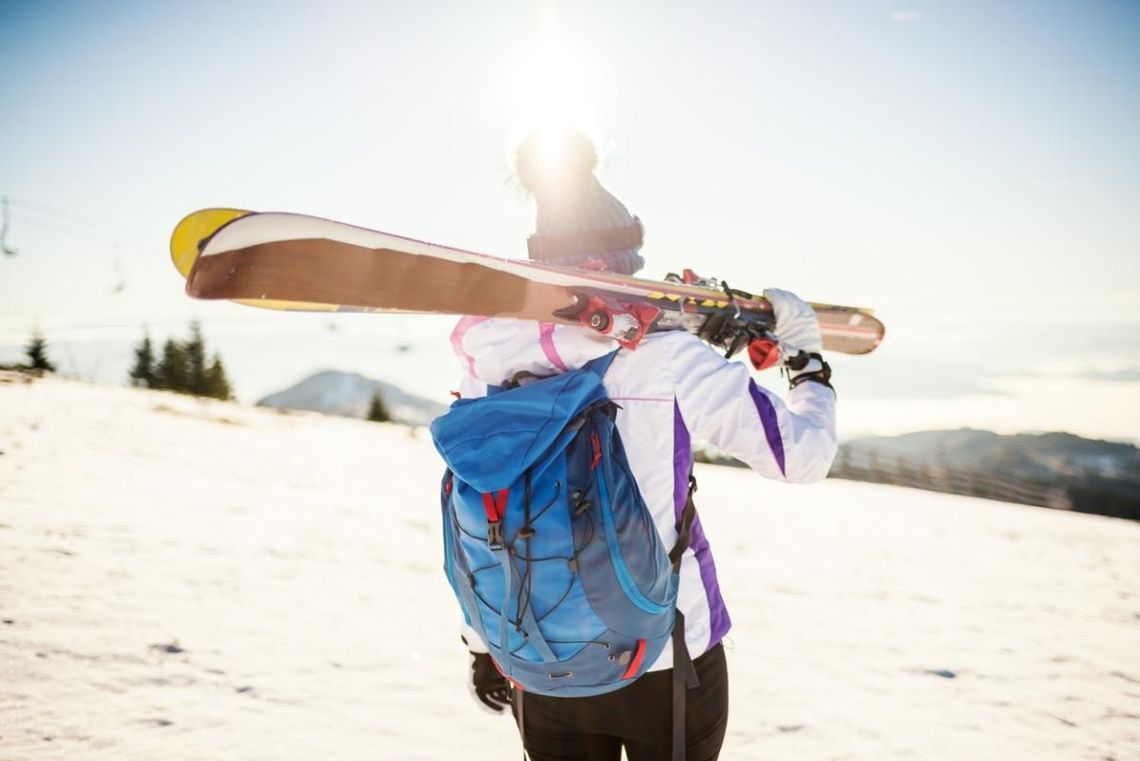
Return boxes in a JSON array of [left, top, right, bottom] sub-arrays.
[[25, 327, 55, 372], [156, 338, 188, 391], [184, 321, 209, 395], [129, 332, 158, 388], [204, 354, 233, 401], [367, 392, 391, 423]]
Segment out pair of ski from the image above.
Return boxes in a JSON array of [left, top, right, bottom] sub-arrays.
[[171, 209, 885, 358]]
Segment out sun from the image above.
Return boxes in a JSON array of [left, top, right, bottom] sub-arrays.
[[506, 25, 602, 185]]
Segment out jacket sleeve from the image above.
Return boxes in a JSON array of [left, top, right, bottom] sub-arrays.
[[669, 334, 837, 483], [461, 623, 488, 653]]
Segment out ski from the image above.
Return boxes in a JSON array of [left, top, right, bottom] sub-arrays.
[[171, 209, 885, 356]]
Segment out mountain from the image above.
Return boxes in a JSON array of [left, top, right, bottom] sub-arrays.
[[256, 370, 449, 426], [835, 429, 1140, 520], [842, 429, 1139, 479]]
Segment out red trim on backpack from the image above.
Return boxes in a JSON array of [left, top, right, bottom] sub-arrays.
[[481, 489, 508, 521], [589, 432, 602, 470], [491, 657, 525, 692], [621, 639, 647, 679]]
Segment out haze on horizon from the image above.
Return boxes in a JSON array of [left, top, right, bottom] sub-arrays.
[[1, 0, 1137, 442]]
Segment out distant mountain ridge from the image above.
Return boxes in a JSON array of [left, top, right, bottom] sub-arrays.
[[698, 428, 1139, 520], [256, 370, 448, 427], [842, 429, 1139, 480], [835, 429, 1140, 521]]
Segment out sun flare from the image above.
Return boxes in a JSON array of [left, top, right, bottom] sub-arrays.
[[507, 25, 602, 181]]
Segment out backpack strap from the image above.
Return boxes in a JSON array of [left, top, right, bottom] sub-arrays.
[[489, 349, 617, 397], [669, 475, 701, 761], [671, 609, 700, 761], [668, 475, 698, 570]]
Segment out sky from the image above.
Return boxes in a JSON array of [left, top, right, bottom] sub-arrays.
[[1, 0, 1138, 441]]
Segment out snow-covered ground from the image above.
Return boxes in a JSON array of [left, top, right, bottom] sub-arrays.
[[1, 375, 1137, 761]]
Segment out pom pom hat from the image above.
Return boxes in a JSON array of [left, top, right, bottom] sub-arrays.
[[514, 128, 645, 276]]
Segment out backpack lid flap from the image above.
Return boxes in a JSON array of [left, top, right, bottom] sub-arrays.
[[431, 369, 607, 492]]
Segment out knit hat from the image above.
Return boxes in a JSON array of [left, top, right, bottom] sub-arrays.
[[514, 128, 645, 276]]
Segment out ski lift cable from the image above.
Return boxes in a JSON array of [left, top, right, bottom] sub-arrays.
[[2, 194, 152, 244], [6, 212, 133, 243], [4, 211, 152, 270], [2, 195, 136, 293]]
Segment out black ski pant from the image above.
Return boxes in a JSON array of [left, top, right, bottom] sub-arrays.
[[512, 643, 728, 761]]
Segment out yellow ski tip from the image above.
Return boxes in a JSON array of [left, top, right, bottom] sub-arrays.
[[172, 208, 347, 314], [170, 208, 252, 278]]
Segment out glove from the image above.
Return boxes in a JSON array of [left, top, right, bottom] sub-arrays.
[[696, 312, 733, 347], [762, 288, 822, 357], [467, 649, 512, 714], [761, 288, 833, 390]]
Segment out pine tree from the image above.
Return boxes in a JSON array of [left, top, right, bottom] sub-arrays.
[[129, 331, 158, 388], [204, 354, 233, 401], [25, 327, 55, 372], [184, 321, 208, 395], [367, 392, 391, 423], [156, 339, 188, 391], [140, 322, 232, 398]]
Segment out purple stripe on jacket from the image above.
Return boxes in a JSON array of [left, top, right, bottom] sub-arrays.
[[747, 380, 786, 476], [673, 401, 732, 649]]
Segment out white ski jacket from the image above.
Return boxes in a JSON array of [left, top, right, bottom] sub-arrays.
[[451, 316, 838, 672]]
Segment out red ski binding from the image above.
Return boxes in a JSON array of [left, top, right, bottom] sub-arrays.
[[561, 293, 661, 349]]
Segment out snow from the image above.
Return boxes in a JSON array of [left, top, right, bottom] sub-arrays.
[[1, 375, 1137, 760]]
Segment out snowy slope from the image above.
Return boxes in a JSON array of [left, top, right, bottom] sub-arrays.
[[1, 375, 1137, 761]]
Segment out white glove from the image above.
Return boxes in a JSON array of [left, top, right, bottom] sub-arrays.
[[763, 288, 833, 390], [763, 288, 822, 356]]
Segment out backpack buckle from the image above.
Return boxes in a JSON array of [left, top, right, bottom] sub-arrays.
[[487, 520, 505, 550], [482, 490, 509, 549]]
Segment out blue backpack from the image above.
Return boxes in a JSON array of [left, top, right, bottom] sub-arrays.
[[430, 350, 697, 698]]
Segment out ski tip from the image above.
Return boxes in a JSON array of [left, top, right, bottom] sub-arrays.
[[170, 208, 253, 278]]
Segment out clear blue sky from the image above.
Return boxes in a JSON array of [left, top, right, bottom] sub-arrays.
[[2, 0, 1138, 439]]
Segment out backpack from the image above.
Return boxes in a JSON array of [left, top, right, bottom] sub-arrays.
[[430, 350, 697, 698]]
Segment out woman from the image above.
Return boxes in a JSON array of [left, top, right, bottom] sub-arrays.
[[452, 129, 837, 761]]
